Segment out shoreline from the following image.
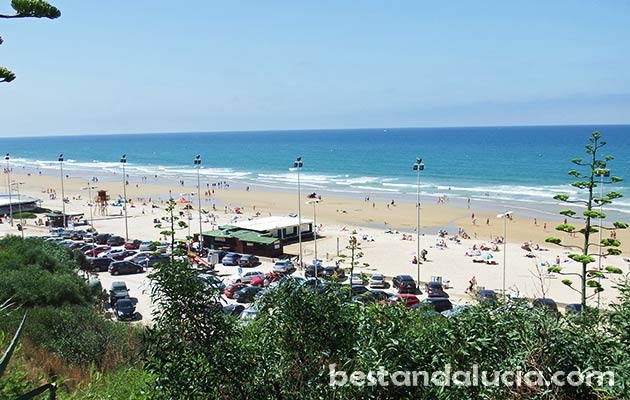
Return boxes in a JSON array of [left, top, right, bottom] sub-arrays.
[[3, 168, 629, 308]]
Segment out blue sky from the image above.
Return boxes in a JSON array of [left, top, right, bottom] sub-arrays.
[[1, 1, 629, 137]]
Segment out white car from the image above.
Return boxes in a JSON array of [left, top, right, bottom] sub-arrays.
[[369, 273, 387, 288], [350, 272, 367, 286], [124, 251, 153, 263], [228, 271, 265, 284]]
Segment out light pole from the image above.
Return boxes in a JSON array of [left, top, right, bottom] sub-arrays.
[[412, 157, 424, 284], [120, 154, 129, 241], [497, 211, 513, 297], [294, 156, 303, 266], [82, 184, 97, 231], [4, 153, 12, 226], [58, 154, 66, 227], [306, 199, 321, 260], [194, 155, 203, 253], [12, 181, 24, 238]]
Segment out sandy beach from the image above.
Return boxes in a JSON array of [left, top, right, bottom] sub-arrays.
[[3, 169, 628, 309]]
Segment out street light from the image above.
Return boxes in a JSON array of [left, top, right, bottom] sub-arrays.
[[120, 154, 129, 241], [58, 154, 66, 227], [306, 199, 321, 260], [4, 153, 12, 226], [81, 184, 97, 231], [12, 180, 24, 238], [294, 156, 303, 266], [194, 155, 203, 253], [412, 157, 424, 284], [497, 211, 513, 297]]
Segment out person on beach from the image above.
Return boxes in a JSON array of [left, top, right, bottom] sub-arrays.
[[466, 276, 477, 294]]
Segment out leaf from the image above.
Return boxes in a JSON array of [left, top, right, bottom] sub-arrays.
[[11, 0, 61, 18], [0, 312, 27, 378], [0, 66, 16, 82]]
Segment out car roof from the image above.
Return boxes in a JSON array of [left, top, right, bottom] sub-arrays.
[[397, 275, 414, 279]]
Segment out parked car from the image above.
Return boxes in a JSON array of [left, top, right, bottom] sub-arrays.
[[532, 298, 559, 314], [354, 289, 393, 303], [224, 282, 247, 299], [234, 286, 263, 303], [222, 304, 245, 316], [107, 235, 126, 247], [198, 273, 226, 291], [139, 241, 157, 251], [124, 239, 143, 250], [110, 250, 138, 261], [350, 284, 370, 296], [94, 233, 112, 245], [304, 264, 325, 278], [414, 297, 453, 313], [238, 254, 260, 267], [350, 273, 368, 286], [323, 265, 345, 280], [109, 260, 144, 275], [564, 303, 583, 315], [273, 260, 296, 274], [221, 252, 242, 266], [114, 298, 136, 321], [477, 289, 498, 303], [392, 275, 418, 294], [240, 306, 259, 325], [383, 293, 420, 309], [124, 251, 152, 263], [86, 256, 114, 272], [426, 281, 449, 298], [138, 253, 171, 268], [238, 271, 266, 284], [109, 281, 130, 305], [84, 245, 111, 257], [369, 273, 387, 288]]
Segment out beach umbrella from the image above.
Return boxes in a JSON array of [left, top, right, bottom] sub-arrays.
[[482, 252, 494, 260], [176, 197, 189, 204]]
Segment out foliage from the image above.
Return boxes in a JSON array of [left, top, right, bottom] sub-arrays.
[[0, 236, 145, 398], [1, 0, 61, 83], [144, 263, 630, 399], [0, 236, 92, 307], [545, 132, 625, 307]]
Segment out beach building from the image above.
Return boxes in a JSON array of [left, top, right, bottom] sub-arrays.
[[0, 194, 40, 216], [202, 215, 314, 257]]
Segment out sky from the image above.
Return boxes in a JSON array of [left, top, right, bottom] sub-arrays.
[[1, 1, 629, 137]]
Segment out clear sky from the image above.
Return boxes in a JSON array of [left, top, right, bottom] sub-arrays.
[[1, 1, 629, 137]]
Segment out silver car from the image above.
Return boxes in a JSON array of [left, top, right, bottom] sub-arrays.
[[273, 260, 295, 273], [369, 273, 387, 288]]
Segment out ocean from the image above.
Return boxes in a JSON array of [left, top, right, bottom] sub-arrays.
[[2, 125, 630, 221]]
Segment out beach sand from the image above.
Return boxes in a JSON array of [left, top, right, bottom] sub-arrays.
[[3, 170, 628, 309]]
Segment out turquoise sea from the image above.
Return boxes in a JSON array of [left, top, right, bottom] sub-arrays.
[[2, 125, 630, 220]]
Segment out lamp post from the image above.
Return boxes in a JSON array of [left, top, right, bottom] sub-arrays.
[[294, 156, 303, 267], [4, 153, 12, 226], [12, 181, 24, 238], [194, 155, 203, 253], [58, 154, 66, 227], [497, 211, 513, 297], [412, 157, 424, 284], [82, 184, 97, 230], [120, 154, 129, 241], [306, 199, 320, 260]]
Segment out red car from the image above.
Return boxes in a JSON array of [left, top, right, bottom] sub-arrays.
[[84, 245, 111, 257], [381, 294, 419, 309], [224, 283, 247, 299], [124, 239, 143, 250]]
